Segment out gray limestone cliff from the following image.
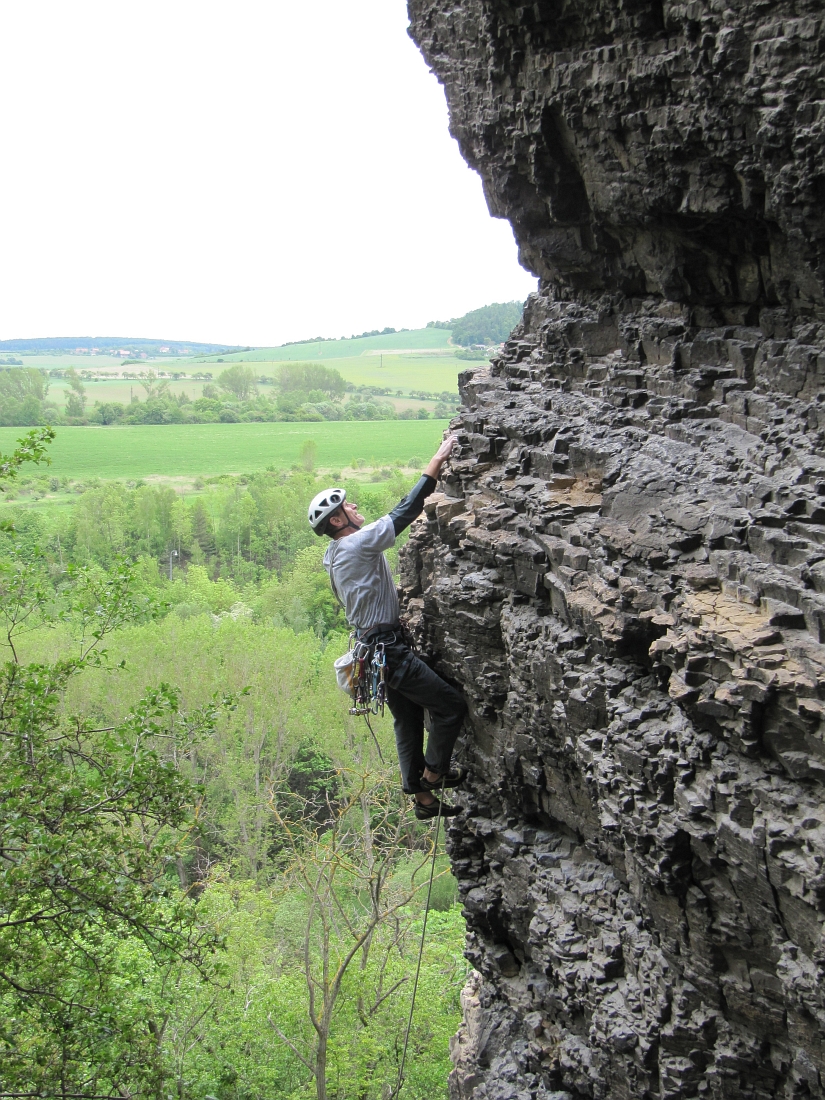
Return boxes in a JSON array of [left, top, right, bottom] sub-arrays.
[[403, 2, 825, 1098]]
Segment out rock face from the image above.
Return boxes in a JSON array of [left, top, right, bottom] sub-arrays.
[[408, 0, 824, 317], [403, 3, 825, 1098]]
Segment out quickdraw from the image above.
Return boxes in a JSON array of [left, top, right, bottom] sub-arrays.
[[348, 636, 387, 717]]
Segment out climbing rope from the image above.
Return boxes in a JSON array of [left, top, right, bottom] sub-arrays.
[[392, 781, 445, 1099], [360, 709, 385, 765]]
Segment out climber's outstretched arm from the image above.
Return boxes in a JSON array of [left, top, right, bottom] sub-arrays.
[[389, 435, 457, 536]]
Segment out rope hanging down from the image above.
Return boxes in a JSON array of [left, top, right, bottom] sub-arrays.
[[392, 782, 446, 1099]]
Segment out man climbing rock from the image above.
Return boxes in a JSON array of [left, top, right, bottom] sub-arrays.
[[308, 436, 467, 819]]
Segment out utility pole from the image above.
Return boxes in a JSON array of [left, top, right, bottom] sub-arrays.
[[169, 547, 178, 581]]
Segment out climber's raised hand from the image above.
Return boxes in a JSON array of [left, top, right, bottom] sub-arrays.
[[425, 434, 458, 478]]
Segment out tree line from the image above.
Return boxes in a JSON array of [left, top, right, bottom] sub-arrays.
[[0, 362, 459, 427], [17, 461, 414, 595]]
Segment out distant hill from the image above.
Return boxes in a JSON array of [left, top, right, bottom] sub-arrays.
[[427, 301, 524, 346], [0, 304, 526, 362], [190, 327, 453, 364], [0, 336, 243, 356]]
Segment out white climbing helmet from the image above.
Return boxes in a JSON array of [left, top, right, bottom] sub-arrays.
[[308, 487, 347, 533]]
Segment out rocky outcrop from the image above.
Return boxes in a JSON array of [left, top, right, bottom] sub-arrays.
[[408, 0, 825, 317], [403, 2, 825, 1098]]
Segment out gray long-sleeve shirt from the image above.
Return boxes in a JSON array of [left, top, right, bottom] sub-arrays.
[[323, 475, 436, 631]]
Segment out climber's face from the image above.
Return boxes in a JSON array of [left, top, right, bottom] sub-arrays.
[[329, 500, 364, 534], [341, 500, 364, 528]]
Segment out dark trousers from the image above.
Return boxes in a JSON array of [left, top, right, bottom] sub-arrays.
[[380, 637, 466, 795]]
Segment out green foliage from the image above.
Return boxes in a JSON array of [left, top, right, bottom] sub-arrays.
[[0, 430, 468, 1097], [300, 438, 318, 471], [0, 555, 224, 1094], [262, 769, 468, 1100], [91, 399, 127, 424], [39, 363, 355, 429], [148, 879, 467, 1100], [429, 300, 524, 346], [0, 436, 212, 1094], [276, 362, 347, 398], [0, 370, 57, 427], [0, 679, 223, 1095], [455, 346, 490, 361], [256, 545, 347, 635], [39, 616, 356, 878], [348, 325, 397, 339], [0, 426, 55, 488], [11, 605, 468, 1098], [6, 465, 416, 609], [218, 363, 258, 400], [287, 740, 339, 818], [1, 329, 465, 428], [72, 377, 385, 427]]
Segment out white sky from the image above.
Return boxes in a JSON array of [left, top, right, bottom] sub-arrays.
[[0, 0, 535, 347]]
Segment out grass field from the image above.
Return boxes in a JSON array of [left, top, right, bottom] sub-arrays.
[[273, 352, 462, 393], [44, 353, 464, 409], [0, 421, 451, 481]]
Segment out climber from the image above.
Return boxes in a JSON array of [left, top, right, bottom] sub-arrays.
[[308, 436, 467, 820]]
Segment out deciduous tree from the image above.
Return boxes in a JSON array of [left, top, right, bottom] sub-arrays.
[[268, 770, 443, 1100], [0, 435, 223, 1095], [218, 364, 258, 400]]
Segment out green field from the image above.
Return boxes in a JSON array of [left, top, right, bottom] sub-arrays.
[[0, 421, 450, 481], [278, 352, 461, 393], [24, 328, 466, 414], [187, 327, 453, 363], [44, 354, 463, 410]]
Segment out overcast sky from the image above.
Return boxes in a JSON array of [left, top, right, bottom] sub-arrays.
[[0, 0, 536, 347]]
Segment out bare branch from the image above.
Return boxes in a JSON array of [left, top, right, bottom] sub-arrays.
[[267, 1016, 317, 1076]]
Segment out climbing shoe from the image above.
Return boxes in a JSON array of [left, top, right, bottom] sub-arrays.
[[414, 798, 461, 821], [420, 767, 467, 792]]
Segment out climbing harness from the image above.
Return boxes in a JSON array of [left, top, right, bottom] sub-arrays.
[[333, 633, 387, 762], [333, 635, 387, 716], [348, 637, 387, 718], [392, 780, 446, 1099], [352, 636, 387, 763]]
